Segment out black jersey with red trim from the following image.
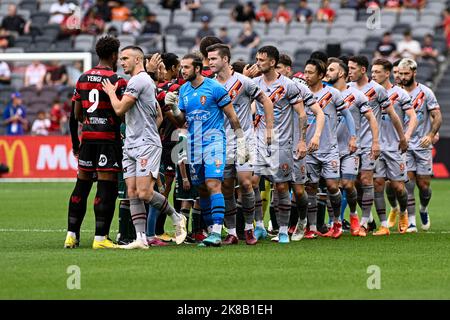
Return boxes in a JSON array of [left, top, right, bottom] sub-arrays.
[[157, 80, 181, 148], [73, 66, 127, 144], [202, 66, 215, 78]]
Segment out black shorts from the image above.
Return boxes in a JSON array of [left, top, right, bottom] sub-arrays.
[[175, 164, 198, 201], [78, 143, 122, 172], [161, 145, 176, 178]]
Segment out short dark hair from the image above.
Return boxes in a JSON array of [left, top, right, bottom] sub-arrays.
[[305, 58, 327, 77], [278, 53, 292, 67], [257, 45, 280, 66], [121, 45, 144, 55], [338, 55, 349, 65], [392, 59, 401, 67], [328, 57, 349, 77], [348, 55, 369, 71], [161, 52, 179, 71], [199, 36, 223, 59], [206, 43, 231, 63], [95, 35, 120, 60], [182, 53, 203, 72], [310, 50, 328, 64], [231, 60, 246, 73], [372, 58, 393, 72]]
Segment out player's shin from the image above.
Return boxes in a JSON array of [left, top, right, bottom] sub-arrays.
[[210, 193, 225, 234], [94, 180, 118, 239], [67, 178, 93, 240], [374, 191, 387, 227]]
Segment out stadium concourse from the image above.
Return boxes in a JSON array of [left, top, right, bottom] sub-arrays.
[[0, 0, 448, 248]]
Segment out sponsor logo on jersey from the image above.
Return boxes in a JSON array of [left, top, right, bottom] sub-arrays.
[[186, 109, 210, 122], [98, 154, 107, 167]]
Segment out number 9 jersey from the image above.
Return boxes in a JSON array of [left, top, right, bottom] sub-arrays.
[[72, 65, 127, 145]]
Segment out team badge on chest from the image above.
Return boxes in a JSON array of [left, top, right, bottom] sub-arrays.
[[200, 96, 207, 105]]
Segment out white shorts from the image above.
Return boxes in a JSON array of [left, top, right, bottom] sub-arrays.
[[122, 144, 162, 179], [406, 149, 433, 176]]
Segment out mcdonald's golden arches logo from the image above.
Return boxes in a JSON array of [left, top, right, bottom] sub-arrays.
[[0, 139, 30, 175]]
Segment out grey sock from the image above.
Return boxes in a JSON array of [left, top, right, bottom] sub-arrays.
[[406, 180, 416, 217], [241, 190, 255, 225], [254, 187, 263, 222], [328, 190, 341, 218], [419, 187, 432, 209], [386, 183, 398, 208], [347, 188, 357, 213], [130, 198, 146, 234], [361, 185, 374, 219], [224, 196, 237, 229], [307, 193, 317, 226], [297, 191, 308, 221], [397, 188, 408, 213], [277, 190, 291, 227], [150, 192, 179, 223], [374, 191, 387, 222]]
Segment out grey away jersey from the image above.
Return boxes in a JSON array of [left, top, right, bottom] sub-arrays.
[[349, 80, 390, 148], [380, 85, 412, 151], [292, 81, 317, 147], [336, 85, 371, 156], [124, 71, 161, 149], [306, 84, 346, 154], [407, 83, 440, 150], [253, 74, 302, 148]]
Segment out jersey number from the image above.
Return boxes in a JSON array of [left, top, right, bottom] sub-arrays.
[[87, 89, 99, 113]]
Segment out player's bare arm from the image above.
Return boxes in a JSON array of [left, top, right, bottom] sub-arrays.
[[101, 79, 135, 116], [156, 102, 163, 128], [255, 91, 274, 145], [74, 100, 83, 121], [308, 101, 325, 153], [404, 108, 418, 143], [364, 110, 380, 159], [385, 104, 407, 152], [420, 108, 442, 148], [293, 101, 307, 159]]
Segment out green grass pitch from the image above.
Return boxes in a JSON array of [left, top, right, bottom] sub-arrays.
[[0, 181, 449, 299]]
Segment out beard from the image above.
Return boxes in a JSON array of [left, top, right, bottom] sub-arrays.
[[327, 75, 339, 84], [185, 72, 197, 82], [402, 77, 415, 87]]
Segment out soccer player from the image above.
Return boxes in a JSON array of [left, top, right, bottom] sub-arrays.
[[167, 53, 246, 247], [102, 46, 187, 249], [252, 46, 308, 244], [199, 36, 223, 77], [303, 58, 357, 239], [64, 36, 127, 249], [348, 55, 393, 235], [371, 59, 418, 235], [207, 43, 274, 245], [326, 58, 380, 236], [398, 58, 441, 231], [275, 53, 325, 241]]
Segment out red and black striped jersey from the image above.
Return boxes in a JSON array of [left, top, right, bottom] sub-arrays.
[[73, 66, 127, 144], [202, 66, 215, 78], [156, 80, 181, 148]]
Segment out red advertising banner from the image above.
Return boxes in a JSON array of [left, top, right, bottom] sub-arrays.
[[0, 136, 78, 179]]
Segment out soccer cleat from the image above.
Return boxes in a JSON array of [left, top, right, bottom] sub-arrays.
[[278, 233, 290, 244], [342, 219, 351, 231], [420, 212, 430, 231], [288, 225, 296, 236], [157, 233, 174, 242], [147, 237, 169, 246], [271, 235, 279, 242], [350, 215, 360, 236], [192, 232, 207, 242], [358, 226, 368, 237], [321, 225, 334, 238], [244, 229, 257, 245], [254, 226, 268, 240], [291, 222, 306, 241], [202, 232, 222, 247], [174, 214, 188, 245], [303, 228, 318, 239], [120, 239, 149, 250], [388, 207, 399, 229], [222, 234, 239, 245], [331, 222, 343, 239], [368, 219, 377, 232], [373, 226, 390, 236], [398, 213, 408, 234], [406, 224, 418, 233], [64, 234, 78, 248], [92, 238, 119, 249], [317, 224, 329, 235]]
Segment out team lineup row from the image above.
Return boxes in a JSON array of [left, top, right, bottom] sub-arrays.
[[64, 35, 441, 249]]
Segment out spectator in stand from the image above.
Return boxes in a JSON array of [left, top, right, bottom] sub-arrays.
[[181, 0, 202, 21], [61, 92, 73, 135], [382, 0, 401, 11], [122, 15, 142, 36], [443, 8, 450, 49], [375, 31, 398, 62], [340, 0, 365, 9], [2, 92, 28, 136], [0, 28, 10, 49], [276, 2, 292, 24], [31, 110, 51, 136], [397, 29, 421, 60], [111, 0, 130, 22], [160, 0, 181, 11], [256, 1, 273, 24], [45, 61, 68, 89], [404, 0, 426, 10], [49, 99, 63, 133], [1, 4, 30, 36], [94, 0, 111, 22], [49, 0, 72, 24], [132, 0, 151, 22], [295, 0, 314, 24], [237, 21, 260, 55], [60, 3, 81, 39], [366, 0, 381, 9], [67, 61, 83, 87], [317, 0, 335, 23], [142, 12, 161, 35], [0, 61, 11, 87], [218, 26, 231, 46], [231, 2, 256, 23], [24, 60, 47, 90], [81, 6, 105, 35], [196, 15, 215, 46], [421, 34, 440, 64]]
